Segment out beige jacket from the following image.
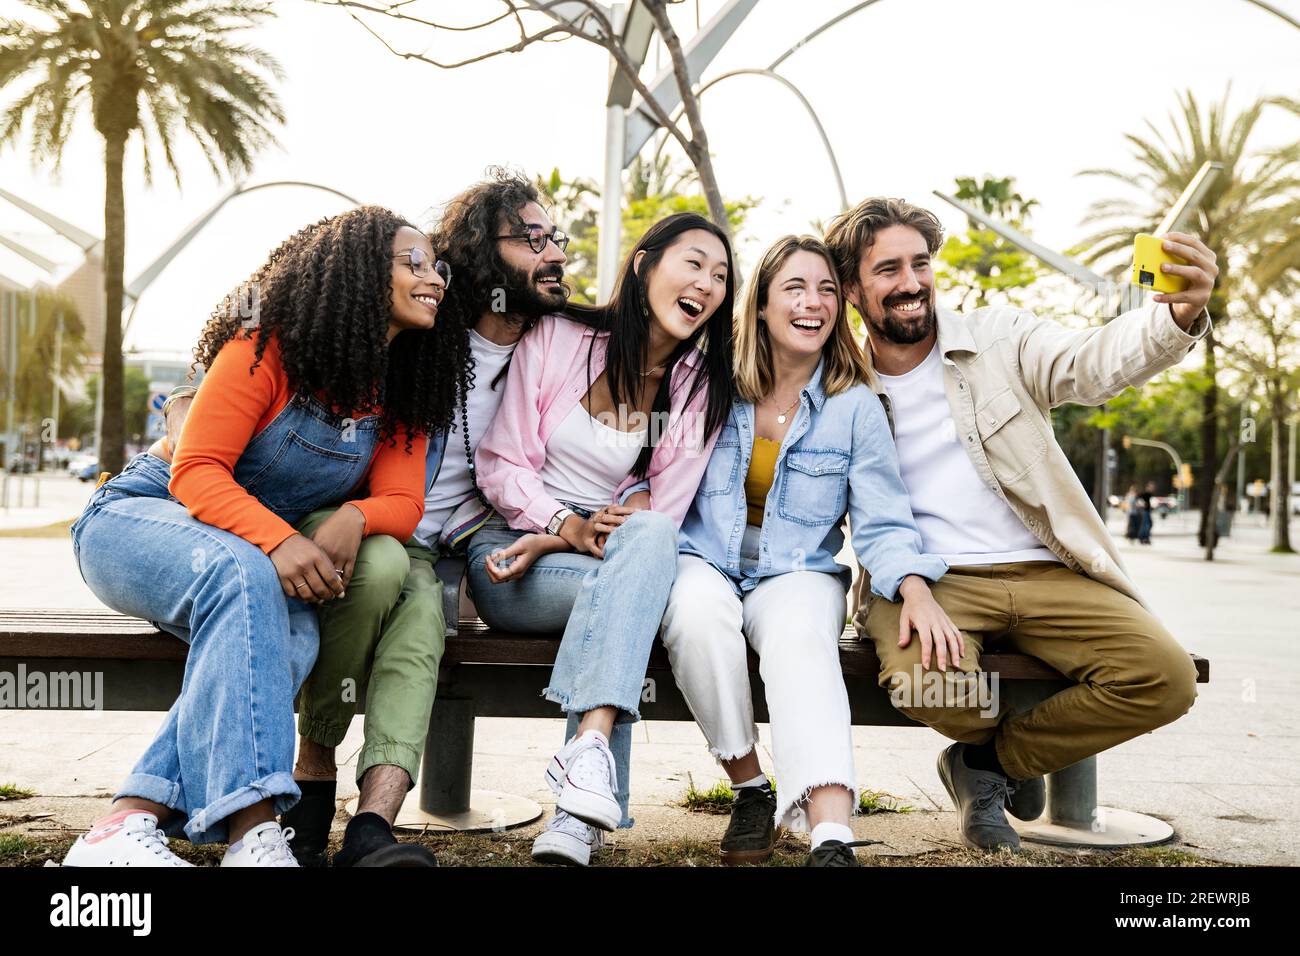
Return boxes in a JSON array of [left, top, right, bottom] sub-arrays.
[[853, 301, 1210, 625]]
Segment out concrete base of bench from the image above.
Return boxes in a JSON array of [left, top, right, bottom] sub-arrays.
[[0, 606, 1207, 848], [1018, 760, 1175, 847], [349, 697, 544, 834]]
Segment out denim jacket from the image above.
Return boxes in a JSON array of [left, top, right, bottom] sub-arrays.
[[678, 358, 947, 599]]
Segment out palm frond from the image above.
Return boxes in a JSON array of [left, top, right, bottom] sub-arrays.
[[1, 0, 283, 180]]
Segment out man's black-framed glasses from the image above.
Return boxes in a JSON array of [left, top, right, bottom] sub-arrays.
[[394, 247, 452, 288], [496, 224, 570, 254]]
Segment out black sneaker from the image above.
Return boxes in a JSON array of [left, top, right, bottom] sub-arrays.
[[937, 743, 1021, 852], [333, 811, 438, 868], [340, 842, 439, 867], [804, 839, 877, 867], [720, 784, 777, 865], [279, 780, 336, 867], [1006, 774, 1045, 821]]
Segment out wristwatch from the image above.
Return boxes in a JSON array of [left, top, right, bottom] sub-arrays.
[[547, 508, 576, 536]]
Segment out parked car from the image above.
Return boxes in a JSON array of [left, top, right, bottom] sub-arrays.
[[76, 461, 102, 482], [1151, 495, 1179, 516], [6, 453, 36, 474], [66, 453, 98, 478]]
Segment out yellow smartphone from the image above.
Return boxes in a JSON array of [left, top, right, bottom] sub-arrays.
[[1132, 233, 1189, 295]]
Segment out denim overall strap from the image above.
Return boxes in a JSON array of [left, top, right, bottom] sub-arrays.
[[232, 392, 382, 526]]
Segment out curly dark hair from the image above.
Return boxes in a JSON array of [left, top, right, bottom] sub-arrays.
[[427, 167, 547, 396], [191, 205, 464, 448]]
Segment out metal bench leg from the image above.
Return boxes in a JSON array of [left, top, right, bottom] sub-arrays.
[[1016, 754, 1175, 848], [349, 697, 542, 834]]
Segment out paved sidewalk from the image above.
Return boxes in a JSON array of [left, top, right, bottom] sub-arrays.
[[0, 472, 92, 534], [2, 486, 1296, 864]]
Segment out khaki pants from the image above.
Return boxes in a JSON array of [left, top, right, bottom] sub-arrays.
[[858, 561, 1198, 780], [293, 507, 445, 787]]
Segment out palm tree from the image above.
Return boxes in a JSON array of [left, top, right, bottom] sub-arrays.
[[1075, 88, 1299, 554], [0, 1, 284, 475], [1223, 278, 1299, 554], [15, 291, 88, 443], [1249, 97, 1300, 288]]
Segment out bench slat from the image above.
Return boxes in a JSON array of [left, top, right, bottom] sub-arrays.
[[0, 607, 1209, 683]]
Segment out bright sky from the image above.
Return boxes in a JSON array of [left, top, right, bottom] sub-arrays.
[[1, 0, 1297, 354]]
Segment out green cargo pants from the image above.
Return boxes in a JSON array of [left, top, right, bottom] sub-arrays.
[[293, 506, 446, 787]]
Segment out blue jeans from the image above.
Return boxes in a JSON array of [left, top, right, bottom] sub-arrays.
[[71, 453, 318, 844], [466, 509, 679, 828]]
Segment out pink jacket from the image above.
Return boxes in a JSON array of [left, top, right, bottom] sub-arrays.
[[475, 313, 721, 533]]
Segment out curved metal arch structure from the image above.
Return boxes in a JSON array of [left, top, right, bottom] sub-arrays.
[[770, 0, 1299, 74], [122, 180, 361, 339], [655, 68, 850, 212]]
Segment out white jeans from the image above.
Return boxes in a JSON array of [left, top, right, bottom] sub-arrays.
[[660, 551, 855, 830]]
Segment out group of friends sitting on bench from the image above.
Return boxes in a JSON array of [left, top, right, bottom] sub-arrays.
[[62, 169, 1214, 868]]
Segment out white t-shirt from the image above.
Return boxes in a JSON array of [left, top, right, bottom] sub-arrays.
[[537, 403, 647, 514], [878, 344, 1059, 567], [412, 329, 516, 548]]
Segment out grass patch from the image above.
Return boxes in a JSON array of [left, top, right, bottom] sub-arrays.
[[1116, 846, 1217, 867], [0, 829, 1224, 868], [0, 834, 52, 865], [0, 784, 34, 801], [679, 774, 780, 814], [858, 789, 914, 815], [680, 775, 736, 814], [681, 777, 914, 817]]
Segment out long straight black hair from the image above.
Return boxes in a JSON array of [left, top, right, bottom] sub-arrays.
[[566, 212, 736, 478]]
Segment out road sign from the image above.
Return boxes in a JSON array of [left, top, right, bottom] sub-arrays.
[[149, 381, 171, 414]]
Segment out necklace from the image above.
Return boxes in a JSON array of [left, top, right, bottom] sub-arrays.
[[460, 378, 489, 506], [771, 393, 801, 425]]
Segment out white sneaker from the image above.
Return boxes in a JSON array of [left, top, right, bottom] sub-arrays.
[[531, 810, 605, 867], [62, 810, 193, 867], [546, 730, 621, 831], [221, 821, 300, 868]]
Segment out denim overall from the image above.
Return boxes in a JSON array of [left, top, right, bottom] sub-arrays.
[[70, 392, 380, 843]]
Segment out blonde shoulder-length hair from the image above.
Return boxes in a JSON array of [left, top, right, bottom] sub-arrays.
[[734, 234, 875, 404]]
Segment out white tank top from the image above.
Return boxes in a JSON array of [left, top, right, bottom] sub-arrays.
[[537, 403, 648, 513]]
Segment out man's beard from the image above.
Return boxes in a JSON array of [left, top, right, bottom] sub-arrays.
[[866, 289, 936, 345], [496, 260, 570, 319]]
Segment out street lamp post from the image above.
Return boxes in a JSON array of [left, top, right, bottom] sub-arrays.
[[1123, 434, 1188, 513]]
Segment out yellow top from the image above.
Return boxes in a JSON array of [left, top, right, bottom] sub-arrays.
[[744, 437, 780, 526]]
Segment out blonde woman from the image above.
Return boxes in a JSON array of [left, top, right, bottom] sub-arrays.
[[662, 235, 958, 866]]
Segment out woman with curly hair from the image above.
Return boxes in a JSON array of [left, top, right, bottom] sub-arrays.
[[62, 206, 455, 868], [468, 211, 735, 866], [279, 169, 562, 868]]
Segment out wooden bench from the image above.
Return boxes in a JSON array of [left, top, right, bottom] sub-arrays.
[[0, 560, 1210, 848]]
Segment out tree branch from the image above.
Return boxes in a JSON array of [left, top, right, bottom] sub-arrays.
[[311, 0, 722, 219], [308, 1, 576, 68], [641, 0, 728, 232]]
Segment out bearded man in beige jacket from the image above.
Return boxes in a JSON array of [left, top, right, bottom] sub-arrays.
[[824, 197, 1216, 852]]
